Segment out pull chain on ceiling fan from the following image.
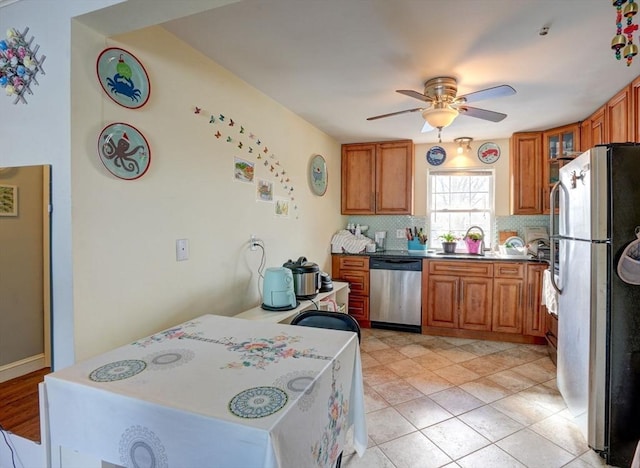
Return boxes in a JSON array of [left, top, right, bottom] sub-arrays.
[[367, 77, 516, 141]]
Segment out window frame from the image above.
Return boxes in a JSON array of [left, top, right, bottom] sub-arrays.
[[426, 168, 495, 251]]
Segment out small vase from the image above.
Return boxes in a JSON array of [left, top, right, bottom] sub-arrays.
[[465, 238, 482, 255], [442, 242, 457, 254]]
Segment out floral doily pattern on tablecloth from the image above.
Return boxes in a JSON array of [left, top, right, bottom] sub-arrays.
[[180, 332, 331, 370], [131, 321, 201, 348], [228, 386, 288, 419], [144, 349, 195, 371], [119, 425, 168, 468], [311, 361, 349, 467], [273, 370, 319, 412], [89, 359, 147, 382]]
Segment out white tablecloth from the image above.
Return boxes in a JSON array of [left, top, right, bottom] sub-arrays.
[[45, 314, 367, 468]]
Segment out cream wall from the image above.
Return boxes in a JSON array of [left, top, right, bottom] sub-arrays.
[[71, 24, 344, 360], [413, 138, 511, 216]]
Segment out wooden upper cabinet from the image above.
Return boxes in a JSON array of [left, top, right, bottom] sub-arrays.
[[632, 76, 640, 142], [606, 84, 633, 143], [590, 105, 607, 146], [580, 119, 592, 151], [375, 141, 414, 214], [510, 132, 542, 215], [542, 123, 580, 214], [341, 143, 376, 214], [341, 140, 414, 215]]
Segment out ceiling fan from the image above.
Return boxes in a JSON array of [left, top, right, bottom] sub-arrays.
[[367, 77, 516, 141]]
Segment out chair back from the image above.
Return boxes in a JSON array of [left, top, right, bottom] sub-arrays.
[[290, 310, 361, 343]]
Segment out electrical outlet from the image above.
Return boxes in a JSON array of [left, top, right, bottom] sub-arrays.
[[249, 234, 257, 251], [176, 239, 189, 261], [396, 229, 406, 239]]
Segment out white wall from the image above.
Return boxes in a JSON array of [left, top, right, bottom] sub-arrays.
[[414, 138, 511, 216], [71, 25, 344, 359]]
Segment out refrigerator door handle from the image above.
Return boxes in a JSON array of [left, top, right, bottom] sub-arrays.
[[549, 181, 562, 293]]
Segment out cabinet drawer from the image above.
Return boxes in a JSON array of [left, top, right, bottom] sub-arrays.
[[348, 295, 369, 322], [338, 256, 369, 271], [428, 261, 493, 277], [494, 262, 525, 278], [339, 270, 369, 296]]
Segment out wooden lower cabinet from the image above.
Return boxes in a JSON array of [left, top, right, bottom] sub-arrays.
[[524, 263, 548, 336], [545, 311, 558, 365], [492, 262, 525, 334], [424, 260, 493, 332], [423, 259, 546, 344], [332, 255, 370, 327]]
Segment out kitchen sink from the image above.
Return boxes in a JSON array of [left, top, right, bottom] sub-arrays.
[[433, 251, 529, 261]]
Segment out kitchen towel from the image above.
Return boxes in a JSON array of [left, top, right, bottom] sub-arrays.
[[542, 268, 558, 315], [331, 230, 374, 254]]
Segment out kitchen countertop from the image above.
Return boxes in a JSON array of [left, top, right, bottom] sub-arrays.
[[332, 249, 548, 263]]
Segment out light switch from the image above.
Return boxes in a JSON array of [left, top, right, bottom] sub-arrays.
[[176, 239, 189, 261]]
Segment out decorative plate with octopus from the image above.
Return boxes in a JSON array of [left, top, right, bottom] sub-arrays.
[[97, 122, 151, 180]]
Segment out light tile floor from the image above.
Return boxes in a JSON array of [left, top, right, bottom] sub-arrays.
[[342, 328, 616, 468]]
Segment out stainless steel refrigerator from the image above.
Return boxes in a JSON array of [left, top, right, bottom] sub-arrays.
[[550, 144, 640, 467]]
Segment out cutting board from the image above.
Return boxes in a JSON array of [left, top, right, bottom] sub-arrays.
[[499, 230, 518, 244]]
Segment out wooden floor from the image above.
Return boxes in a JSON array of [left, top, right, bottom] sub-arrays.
[[0, 368, 50, 443]]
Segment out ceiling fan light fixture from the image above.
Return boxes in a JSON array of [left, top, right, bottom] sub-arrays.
[[421, 105, 458, 129]]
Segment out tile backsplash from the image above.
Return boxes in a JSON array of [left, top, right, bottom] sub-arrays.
[[344, 214, 549, 251]]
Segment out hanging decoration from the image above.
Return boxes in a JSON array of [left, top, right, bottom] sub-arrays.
[[193, 106, 299, 219], [612, 0, 638, 66], [0, 27, 46, 104]]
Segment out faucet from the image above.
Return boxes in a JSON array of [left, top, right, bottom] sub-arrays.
[[464, 226, 485, 256]]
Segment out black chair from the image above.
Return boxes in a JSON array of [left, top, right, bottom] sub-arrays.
[[290, 310, 361, 343]]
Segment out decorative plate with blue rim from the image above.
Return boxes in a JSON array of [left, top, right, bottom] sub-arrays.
[[97, 122, 151, 180], [97, 47, 150, 109], [309, 154, 328, 196], [426, 146, 446, 166], [478, 142, 501, 164], [229, 386, 288, 419], [89, 359, 147, 382]]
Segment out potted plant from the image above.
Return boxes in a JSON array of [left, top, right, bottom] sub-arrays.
[[439, 232, 459, 253], [464, 231, 484, 255]]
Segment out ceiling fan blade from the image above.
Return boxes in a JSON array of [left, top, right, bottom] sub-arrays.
[[457, 85, 516, 104], [458, 106, 507, 122], [366, 107, 423, 120], [396, 89, 433, 103], [421, 121, 434, 133]]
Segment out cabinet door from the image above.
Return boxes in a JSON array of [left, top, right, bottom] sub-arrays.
[[606, 84, 632, 143], [492, 278, 524, 334], [341, 143, 376, 214], [510, 132, 542, 214], [632, 76, 640, 142], [580, 119, 592, 152], [459, 277, 493, 331], [425, 275, 459, 328], [524, 263, 547, 336], [590, 106, 607, 146], [375, 141, 414, 214]]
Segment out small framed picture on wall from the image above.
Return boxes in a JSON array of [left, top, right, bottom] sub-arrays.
[[0, 185, 18, 216]]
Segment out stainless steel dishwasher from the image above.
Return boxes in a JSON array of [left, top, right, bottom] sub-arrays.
[[369, 257, 422, 333]]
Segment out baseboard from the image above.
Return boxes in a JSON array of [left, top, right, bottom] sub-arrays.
[[0, 354, 46, 383]]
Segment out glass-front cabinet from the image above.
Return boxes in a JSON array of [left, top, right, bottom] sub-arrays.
[[542, 123, 581, 213]]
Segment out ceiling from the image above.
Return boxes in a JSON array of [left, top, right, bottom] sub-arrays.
[[162, 0, 640, 144]]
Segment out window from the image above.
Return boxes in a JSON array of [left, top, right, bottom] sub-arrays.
[[427, 169, 494, 250]]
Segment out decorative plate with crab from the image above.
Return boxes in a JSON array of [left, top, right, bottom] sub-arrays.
[[97, 123, 151, 180], [97, 47, 150, 109]]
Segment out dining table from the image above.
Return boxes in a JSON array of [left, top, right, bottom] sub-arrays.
[[44, 314, 367, 468]]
